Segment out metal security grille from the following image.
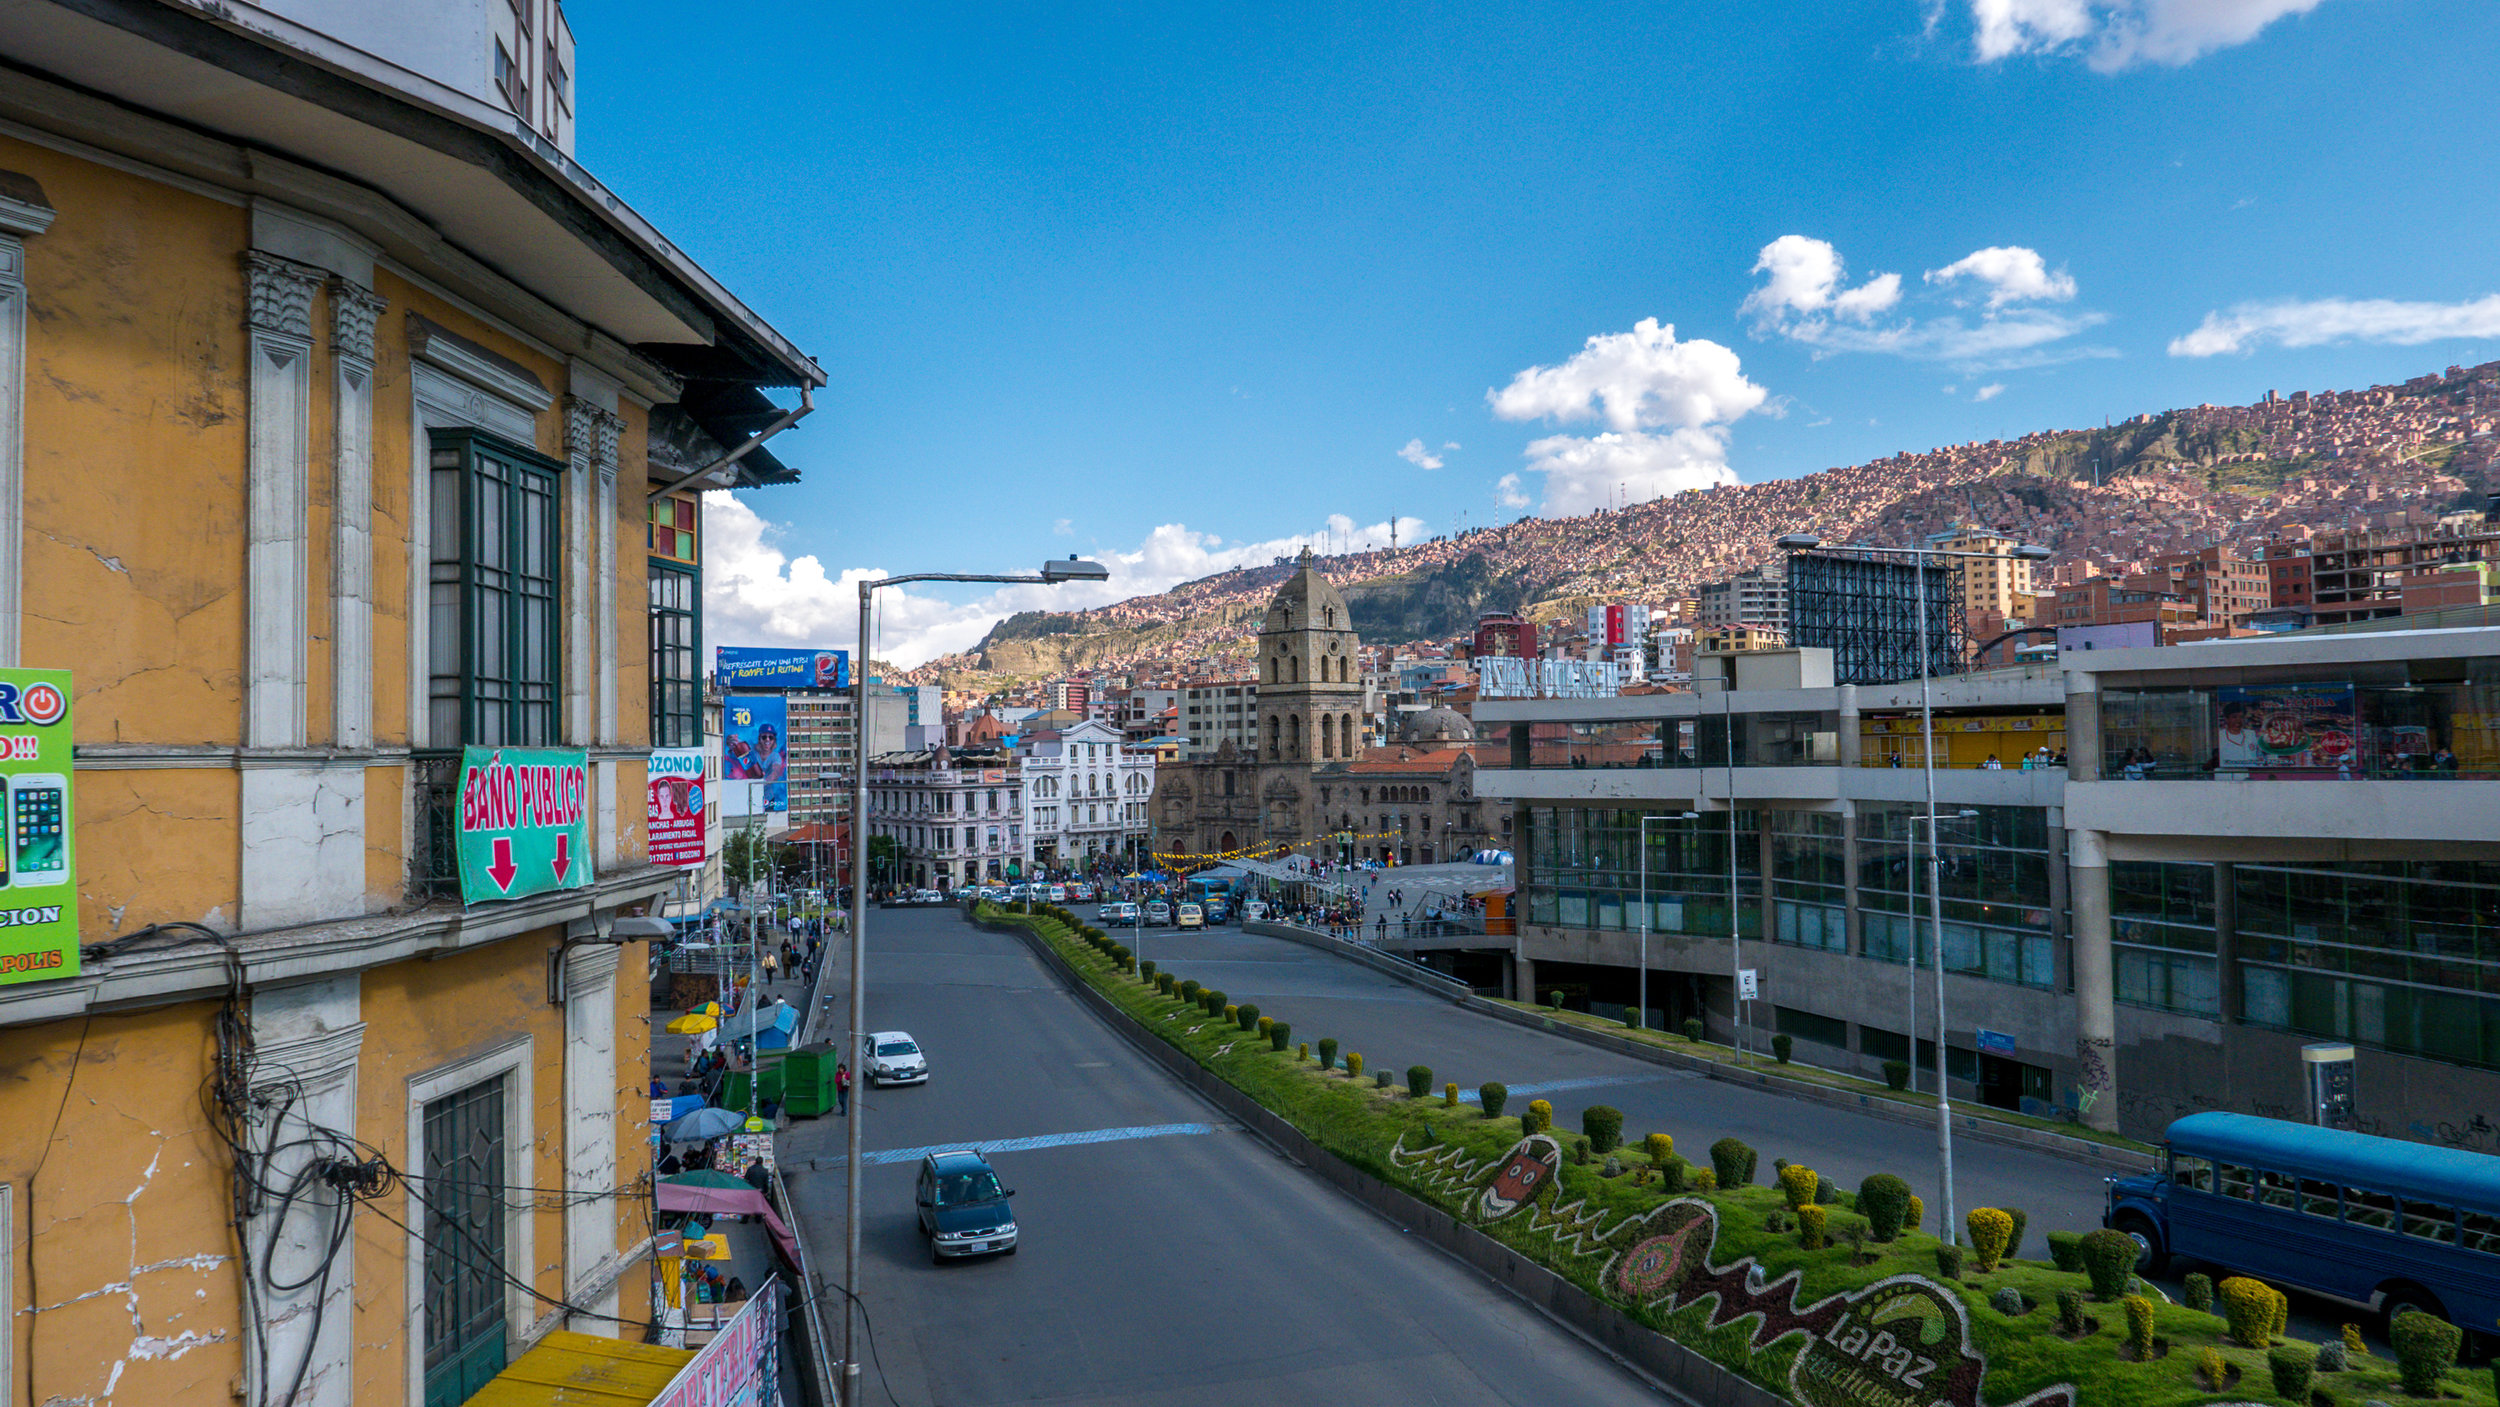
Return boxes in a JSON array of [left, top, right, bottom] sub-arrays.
[[430, 429, 561, 747], [1784, 552, 1965, 686], [650, 562, 700, 748], [422, 1076, 508, 1407]]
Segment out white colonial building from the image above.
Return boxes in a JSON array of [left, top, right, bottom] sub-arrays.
[[1019, 718, 1156, 871], [864, 750, 1028, 890]]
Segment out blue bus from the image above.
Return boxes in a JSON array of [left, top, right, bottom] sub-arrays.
[[2105, 1112, 2500, 1339]]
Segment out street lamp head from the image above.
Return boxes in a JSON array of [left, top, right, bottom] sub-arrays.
[[1041, 555, 1110, 583], [1675, 810, 1700, 820], [1773, 532, 1821, 551], [2011, 543, 2054, 562]]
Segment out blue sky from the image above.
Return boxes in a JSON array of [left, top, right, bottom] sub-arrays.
[[578, 0, 2500, 665]]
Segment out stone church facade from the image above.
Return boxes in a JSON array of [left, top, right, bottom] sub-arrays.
[[1151, 551, 1506, 865]]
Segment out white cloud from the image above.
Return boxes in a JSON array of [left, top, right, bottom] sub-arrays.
[[1494, 474, 1530, 510], [1488, 317, 1769, 433], [702, 494, 1432, 668], [1517, 430, 1738, 516], [1739, 235, 1902, 328], [1973, 382, 2008, 401], [1397, 438, 1445, 470], [1745, 235, 2104, 368], [1927, 246, 2077, 308], [1051, 517, 1073, 535], [2169, 293, 2500, 356], [1487, 317, 1767, 516], [1969, 0, 2329, 72]]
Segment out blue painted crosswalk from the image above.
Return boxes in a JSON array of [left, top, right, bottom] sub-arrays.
[[1457, 1073, 1661, 1104], [823, 1121, 1222, 1168]]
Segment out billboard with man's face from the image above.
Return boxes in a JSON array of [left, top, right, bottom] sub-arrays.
[[722, 695, 788, 813]]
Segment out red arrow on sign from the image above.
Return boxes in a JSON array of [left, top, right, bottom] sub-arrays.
[[486, 836, 519, 892], [551, 831, 572, 883]]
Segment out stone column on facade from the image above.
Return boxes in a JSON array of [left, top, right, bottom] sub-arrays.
[[0, 175, 56, 668], [2068, 825, 2120, 1131], [244, 251, 321, 749], [246, 977, 365, 1407], [329, 279, 382, 749], [2064, 673, 2101, 781], [1514, 950, 1536, 1005], [563, 940, 624, 1326], [561, 398, 596, 745]]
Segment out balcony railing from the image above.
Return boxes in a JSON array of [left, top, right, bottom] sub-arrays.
[[411, 751, 463, 900]]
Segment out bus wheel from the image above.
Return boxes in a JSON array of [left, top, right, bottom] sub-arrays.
[[2381, 1284, 2447, 1338], [2112, 1212, 2168, 1276]]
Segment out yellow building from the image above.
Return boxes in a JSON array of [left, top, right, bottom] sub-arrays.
[[0, 5, 819, 1405], [1928, 524, 2036, 619]]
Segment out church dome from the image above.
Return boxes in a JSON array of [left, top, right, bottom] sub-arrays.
[[1399, 707, 1474, 743], [1264, 547, 1352, 634]]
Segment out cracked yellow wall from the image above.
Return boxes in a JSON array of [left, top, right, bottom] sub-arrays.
[[0, 1000, 243, 1407]]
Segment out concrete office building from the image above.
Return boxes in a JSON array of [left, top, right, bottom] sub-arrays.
[[1698, 562, 1790, 633], [1468, 627, 2500, 1146]]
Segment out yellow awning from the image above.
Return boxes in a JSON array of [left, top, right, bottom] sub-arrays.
[[466, 1330, 694, 1406]]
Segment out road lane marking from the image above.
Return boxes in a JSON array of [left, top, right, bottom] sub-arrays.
[[816, 1121, 1224, 1168], [1457, 1074, 1662, 1103]]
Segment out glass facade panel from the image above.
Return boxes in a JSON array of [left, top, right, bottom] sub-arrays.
[[1854, 803, 2053, 988], [2236, 860, 2500, 1068], [1525, 807, 1762, 939], [2100, 666, 2500, 780]]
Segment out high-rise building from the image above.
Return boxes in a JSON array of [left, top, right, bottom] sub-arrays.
[[1472, 611, 1538, 661], [1929, 525, 2036, 620], [1697, 563, 1789, 632]]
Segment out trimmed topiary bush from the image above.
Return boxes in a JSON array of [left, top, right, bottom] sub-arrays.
[[2314, 1337, 2347, 1373], [2194, 1347, 2227, 1389], [1644, 1132, 1674, 1165], [2080, 1228, 2136, 1300], [1778, 1164, 1820, 1211], [2219, 1276, 2286, 1348], [1816, 1174, 1840, 1205], [1140, 959, 1156, 982], [1582, 1105, 1624, 1154], [1710, 1137, 1757, 1188], [2342, 1322, 2365, 1357], [1882, 1059, 1910, 1091], [2392, 1309, 2461, 1396], [2122, 1295, 2155, 1358], [1657, 1156, 1688, 1193], [1444, 1082, 1458, 1108], [1269, 1021, 1291, 1052], [1158, 973, 1177, 995], [1376, 1070, 1391, 1089], [2003, 1207, 2027, 1260], [1297, 1042, 1308, 1061], [1406, 1065, 1432, 1098], [1990, 1287, 2025, 1317], [1967, 1208, 2013, 1273], [2056, 1288, 2087, 1336], [2182, 1272, 2213, 1313], [1858, 1174, 1912, 1242], [1257, 1015, 1273, 1035], [2267, 1344, 2314, 1401], [1798, 1204, 1827, 1249], [1523, 1098, 1554, 1135], [1222, 1004, 1239, 1026], [2047, 1230, 2084, 1273], [1237, 1003, 1260, 1031], [1479, 1082, 1508, 1119], [1935, 1243, 1965, 1280], [1772, 1033, 1794, 1064], [1205, 989, 1228, 1014], [1344, 1051, 1364, 1080], [1682, 1018, 1704, 1043], [1547, 990, 1564, 1009], [1906, 1193, 1924, 1233], [1691, 1167, 1718, 1192], [1316, 1037, 1338, 1071], [1179, 979, 1200, 1003]]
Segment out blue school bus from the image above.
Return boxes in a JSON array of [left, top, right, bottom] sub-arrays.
[[2105, 1111, 2500, 1337]]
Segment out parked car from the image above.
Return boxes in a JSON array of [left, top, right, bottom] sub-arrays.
[[1240, 900, 1270, 923], [1097, 901, 1139, 926], [1176, 903, 1204, 930], [1066, 882, 1095, 901], [1143, 900, 1172, 927], [915, 1149, 1018, 1262], [1203, 899, 1231, 925], [864, 1030, 929, 1085], [1046, 884, 1067, 902]]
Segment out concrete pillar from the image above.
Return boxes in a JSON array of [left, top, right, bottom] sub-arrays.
[[2065, 674, 2102, 782], [2069, 826, 2119, 1131], [1841, 803, 1862, 956], [1514, 949, 1537, 1005]]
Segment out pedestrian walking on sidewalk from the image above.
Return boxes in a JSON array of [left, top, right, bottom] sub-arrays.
[[835, 1061, 852, 1116]]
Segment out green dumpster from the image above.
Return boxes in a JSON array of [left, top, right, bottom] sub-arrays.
[[719, 1059, 786, 1117], [781, 1043, 839, 1118]]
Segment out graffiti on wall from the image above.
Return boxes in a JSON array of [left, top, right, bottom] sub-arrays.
[[1391, 1132, 2077, 1407]]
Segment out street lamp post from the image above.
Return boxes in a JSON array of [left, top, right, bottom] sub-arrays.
[[1637, 811, 1700, 1033], [1772, 531, 2049, 1248], [841, 555, 1104, 1405]]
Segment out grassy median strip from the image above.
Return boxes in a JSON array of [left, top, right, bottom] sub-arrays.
[[989, 904, 2494, 1407]]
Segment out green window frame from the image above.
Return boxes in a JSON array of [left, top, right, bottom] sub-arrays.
[[430, 429, 562, 747], [650, 560, 701, 749]]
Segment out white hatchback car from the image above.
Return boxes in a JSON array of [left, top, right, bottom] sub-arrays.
[[865, 1030, 929, 1086]]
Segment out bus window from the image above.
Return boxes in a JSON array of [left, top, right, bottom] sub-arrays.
[[2402, 1201, 2460, 1244], [2256, 1171, 2299, 1210], [2462, 1212, 2500, 1255], [2171, 1155, 2213, 1192], [2347, 1188, 2399, 1231], [2298, 1179, 2340, 1218], [2216, 1163, 2256, 1201]]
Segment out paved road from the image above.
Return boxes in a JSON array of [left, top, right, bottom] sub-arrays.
[[777, 905, 1664, 1405]]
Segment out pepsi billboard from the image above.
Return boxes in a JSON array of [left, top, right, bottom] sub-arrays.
[[714, 647, 848, 690]]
